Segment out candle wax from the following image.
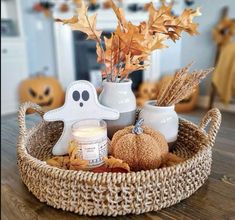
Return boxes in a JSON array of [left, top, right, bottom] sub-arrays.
[[72, 126, 106, 140]]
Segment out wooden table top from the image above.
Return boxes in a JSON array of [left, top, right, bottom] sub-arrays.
[[1, 109, 235, 220]]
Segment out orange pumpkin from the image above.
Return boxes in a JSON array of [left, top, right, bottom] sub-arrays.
[[136, 81, 158, 107], [19, 75, 65, 113], [111, 119, 168, 171]]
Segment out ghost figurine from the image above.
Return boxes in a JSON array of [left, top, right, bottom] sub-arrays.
[[43, 80, 120, 155]]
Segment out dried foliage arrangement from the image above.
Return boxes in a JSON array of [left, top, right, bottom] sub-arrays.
[[46, 141, 89, 170], [156, 63, 214, 106], [55, 0, 201, 82], [45, 140, 184, 172], [46, 141, 130, 172]]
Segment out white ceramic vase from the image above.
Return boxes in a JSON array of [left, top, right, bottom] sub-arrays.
[[99, 79, 136, 138], [139, 100, 179, 145]]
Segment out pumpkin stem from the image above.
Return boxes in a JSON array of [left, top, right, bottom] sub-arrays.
[[132, 118, 144, 135]]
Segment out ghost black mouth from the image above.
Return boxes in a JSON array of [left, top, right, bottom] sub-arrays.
[[38, 98, 53, 107]]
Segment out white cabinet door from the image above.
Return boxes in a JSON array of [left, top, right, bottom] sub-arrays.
[[1, 56, 28, 115]]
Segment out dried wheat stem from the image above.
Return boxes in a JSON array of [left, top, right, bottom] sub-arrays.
[[156, 64, 213, 106]]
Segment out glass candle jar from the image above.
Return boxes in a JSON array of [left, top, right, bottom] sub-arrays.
[[71, 119, 108, 168]]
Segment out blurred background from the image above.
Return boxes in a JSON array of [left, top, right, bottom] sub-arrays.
[[1, 0, 235, 115]]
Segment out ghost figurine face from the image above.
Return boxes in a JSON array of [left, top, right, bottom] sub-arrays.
[[68, 82, 95, 108], [43, 80, 120, 155]]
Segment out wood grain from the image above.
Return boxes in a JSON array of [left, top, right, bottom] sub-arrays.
[[1, 109, 235, 220]]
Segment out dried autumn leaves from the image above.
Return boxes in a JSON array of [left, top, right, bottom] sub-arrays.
[[55, 0, 201, 82], [46, 141, 88, 170], [46, 141, 130, 173]]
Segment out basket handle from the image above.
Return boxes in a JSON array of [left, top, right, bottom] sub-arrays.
[[199, 108, 221, 146], [18, 102, 45, 137]]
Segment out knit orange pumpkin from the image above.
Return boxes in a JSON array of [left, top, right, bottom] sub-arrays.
[[110, 119, 168, 171]]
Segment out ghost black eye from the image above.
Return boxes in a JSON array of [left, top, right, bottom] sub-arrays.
[[82, 90, 89, 101], [72, 91, 80, 101]]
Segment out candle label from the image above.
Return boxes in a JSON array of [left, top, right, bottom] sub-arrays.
[[77, 138, 107, 167]]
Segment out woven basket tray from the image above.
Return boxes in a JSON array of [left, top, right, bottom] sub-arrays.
[[17, 102, 221, 216]]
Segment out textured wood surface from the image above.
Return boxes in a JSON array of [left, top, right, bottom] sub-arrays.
[[1, 109, 235, 220]]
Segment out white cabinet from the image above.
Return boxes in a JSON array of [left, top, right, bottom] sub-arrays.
[[1, 0, 29, 115], [1, 39, 28, 115]]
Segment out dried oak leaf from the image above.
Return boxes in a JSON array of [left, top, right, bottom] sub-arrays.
[[146, 3, 201, 42], [91, 156, 130, 173], [68, 140, 78, 160], [120, 53, 147, 78], [145, 33, 167, 50], [167, 7, 201, 37], [148, 3, 173, 34], [55, 1, 102, 41], [91, 165, 111, 173], [115, 23, 149, 56], [70, 1, 102, 40], [62, 156, 71, 169], [46, 156, 70, 169], [73, 0, 81, 6], [46, 156, 63, 168], [55, 16, 78, 24], [160, 153, 184, 168], [104, 156, 130, 172], [69, 158, 89, 171], [139, 21, 168, 50], [97, 34, 120, 65], [97, 33, 124, 79], [110, 0, 127, 29]]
